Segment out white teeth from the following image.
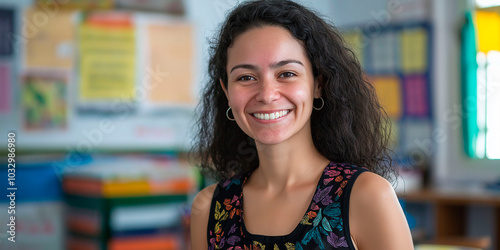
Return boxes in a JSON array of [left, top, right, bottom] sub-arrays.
[[252, 110, 290, 120]]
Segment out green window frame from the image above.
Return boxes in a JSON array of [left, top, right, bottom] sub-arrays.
[[462, 11, 500, 159]]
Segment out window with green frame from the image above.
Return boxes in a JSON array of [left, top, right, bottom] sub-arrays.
[[462, 8, 500, 159]]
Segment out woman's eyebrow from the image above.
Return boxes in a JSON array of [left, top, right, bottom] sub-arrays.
[[269, 59, 303, 68], [230, 64, 259, 73], [230, 60, 303, 73]]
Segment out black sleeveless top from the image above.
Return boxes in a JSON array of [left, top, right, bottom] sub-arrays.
[[207, 162, 368, 250]]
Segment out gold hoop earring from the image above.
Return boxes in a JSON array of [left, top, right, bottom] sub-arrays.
[[226, 107, 235, 121], [313, 97, 324, 110]]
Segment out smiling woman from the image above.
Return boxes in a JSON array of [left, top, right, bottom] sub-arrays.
[[190, 0, 414, 249], [221, 26, 319, 146]]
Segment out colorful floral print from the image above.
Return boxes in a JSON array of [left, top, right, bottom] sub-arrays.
[[207, 162, 367, 250]]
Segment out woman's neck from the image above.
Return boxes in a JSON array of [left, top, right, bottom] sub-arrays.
[[252, 129, 330, 192]]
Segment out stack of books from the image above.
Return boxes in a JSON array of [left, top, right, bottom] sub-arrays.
[[62, 155, 195, 250]]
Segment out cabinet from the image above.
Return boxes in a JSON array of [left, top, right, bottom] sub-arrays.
[[399, 188, 498, 250], [65, 194, 189, 250]]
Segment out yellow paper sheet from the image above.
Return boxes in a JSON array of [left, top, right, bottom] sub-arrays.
[[37, 0, 114, 10], [475, 11, 500, 53], [400, 27, 427, 73], [79, 23, 136, 100], [147, 23, 194, 104], [24, 8, 76, 68], [371, 76, 402, 118], [342, 30, 364, 68]]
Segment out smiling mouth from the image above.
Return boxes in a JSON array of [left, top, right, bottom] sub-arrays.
[[252, 110, 291, 120]]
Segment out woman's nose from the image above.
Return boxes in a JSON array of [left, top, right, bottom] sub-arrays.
[[255, 78, 280, 104]]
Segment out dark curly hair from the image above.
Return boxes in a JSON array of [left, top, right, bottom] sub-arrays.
[[191, 0, 395, 181]]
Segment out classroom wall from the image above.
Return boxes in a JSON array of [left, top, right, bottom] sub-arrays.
[[1, 0, 496, 191]]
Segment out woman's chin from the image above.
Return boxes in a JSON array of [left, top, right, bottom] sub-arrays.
[[253, 133, 288, 146]]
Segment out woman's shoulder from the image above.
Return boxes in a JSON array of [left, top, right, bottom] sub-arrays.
[[346, 167, 396, 209], [348, 171, 414, 249], [350, 171, 394, 200], [190, 183, 218, 250], [191, 183, 218, 231], [192, 183, 218, 216]]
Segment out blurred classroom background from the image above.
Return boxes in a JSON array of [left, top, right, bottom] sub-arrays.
[[0, 0, 499, 249]]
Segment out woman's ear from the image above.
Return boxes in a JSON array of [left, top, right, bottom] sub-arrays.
[[220, 78, 230, 103], [314, 75, 324, 98]]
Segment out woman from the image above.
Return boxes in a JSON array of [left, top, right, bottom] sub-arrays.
[[190, 0, 413, 249]]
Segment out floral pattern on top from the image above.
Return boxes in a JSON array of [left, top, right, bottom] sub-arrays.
[[207, 162, 367, 250]]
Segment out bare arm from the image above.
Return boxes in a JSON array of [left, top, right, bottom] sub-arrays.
[[349, 172, 414, 250], [190, 183, 217, 250]]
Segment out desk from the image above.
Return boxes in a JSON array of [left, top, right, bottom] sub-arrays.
[[399, 187, 499, 249]]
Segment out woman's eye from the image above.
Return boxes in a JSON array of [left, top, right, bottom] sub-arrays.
[[280, 72, 296, 78], [238, 75, 255, 81]]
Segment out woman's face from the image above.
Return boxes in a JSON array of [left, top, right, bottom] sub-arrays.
[[223, 25, 320, 146]]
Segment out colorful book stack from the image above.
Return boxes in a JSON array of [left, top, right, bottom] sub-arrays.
[[62, 156, 195, 250]]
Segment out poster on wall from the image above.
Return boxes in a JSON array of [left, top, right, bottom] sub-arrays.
[[403, 75, 430, 117], [370, 75, 403, 119], [344, 22, 432, 161], [145, 22, 194, 107], [78, 12, 136, 107], [0, 8, 14, 56], [24, 8, 76, 69], [368, 31, 397, 73], [21, 71, 68, 131], [400, 27, 428, 74]]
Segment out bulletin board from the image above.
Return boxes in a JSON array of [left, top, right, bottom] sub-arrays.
[[0, 8, 196, 152], [342, 22, 433, 159]]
